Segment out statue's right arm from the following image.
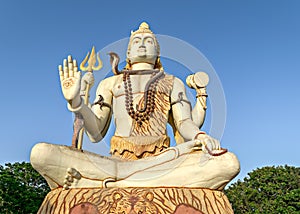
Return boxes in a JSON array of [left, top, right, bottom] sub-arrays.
[[59, 55, 112, 143], [67, 78, 113, 143]]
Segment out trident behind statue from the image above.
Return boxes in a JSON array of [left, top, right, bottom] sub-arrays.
[[71, 46, 102, 150]]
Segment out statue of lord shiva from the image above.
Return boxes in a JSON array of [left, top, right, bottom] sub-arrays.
[[30, 22, 240, 191]]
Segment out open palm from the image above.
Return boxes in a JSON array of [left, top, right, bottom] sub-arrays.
[[59, 55, 81, 101]]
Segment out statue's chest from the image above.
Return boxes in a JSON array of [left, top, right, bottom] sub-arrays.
[[111, 74, 174, 136], [112, 74, 168, 97]]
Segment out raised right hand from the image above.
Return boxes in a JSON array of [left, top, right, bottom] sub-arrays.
[[59, 55, 81, 102]]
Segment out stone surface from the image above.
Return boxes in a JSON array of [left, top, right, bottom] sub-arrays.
[[38, 187, 234, 214]]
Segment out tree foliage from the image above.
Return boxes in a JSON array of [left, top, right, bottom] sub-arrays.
[[0, 162, 50, 214], [225, 165, 300, 214]]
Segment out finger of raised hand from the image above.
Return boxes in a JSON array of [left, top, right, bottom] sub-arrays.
[[73, 59, 78, 69], [73, 60, 78, 74], [72, 59, 81, 79], [59, 65, 64, 81], [68, 55, 73, 71], [75, 70, 81, 79], [63, 58, 68, 69], [68, 55, 72, 63], [69, 67, 74, 78], [73, 66, 78, 74], [63, 59, 69, 78]]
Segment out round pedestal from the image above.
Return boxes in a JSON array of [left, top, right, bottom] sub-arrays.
[[38, 187, 234, 214]]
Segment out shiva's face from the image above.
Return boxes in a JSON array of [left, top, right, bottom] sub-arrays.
[[127, 33, 158, 65]]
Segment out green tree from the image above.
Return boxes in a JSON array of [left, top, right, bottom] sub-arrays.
[[225, 165, 300, 214], [0, 162, 50, 214]]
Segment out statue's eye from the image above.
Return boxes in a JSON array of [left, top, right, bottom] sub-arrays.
[[138, 211, 143, 214]]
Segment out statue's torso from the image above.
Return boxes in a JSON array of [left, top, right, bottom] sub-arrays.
[[108, 73, 174, 136], [100, 72, 174, 159]]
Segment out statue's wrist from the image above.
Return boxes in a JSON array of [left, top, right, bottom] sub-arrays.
[[196, 88, 208, 98], [194, 131, 206, 140], [67, 97, 83, 112], [71, 95, 81, 107]]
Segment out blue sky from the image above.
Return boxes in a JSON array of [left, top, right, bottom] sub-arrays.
[[0, 1, 299, 182]]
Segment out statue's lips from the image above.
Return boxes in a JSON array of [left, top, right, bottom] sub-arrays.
[[137, 48, 146, 53], [137, 48, 147, 57]]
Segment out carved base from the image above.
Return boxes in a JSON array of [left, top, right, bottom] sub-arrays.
[[38, 187, 234, 214]]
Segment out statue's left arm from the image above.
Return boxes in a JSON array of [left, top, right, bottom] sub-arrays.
[[171, 77, 201, 140], [170, 77, 220, 150]]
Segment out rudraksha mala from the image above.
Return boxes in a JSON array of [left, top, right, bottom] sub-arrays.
[[123, 71, 161, 126]]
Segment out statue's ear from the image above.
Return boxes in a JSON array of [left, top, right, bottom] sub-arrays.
[[144, 192, 154, 202], [113, 192, 123, 201]]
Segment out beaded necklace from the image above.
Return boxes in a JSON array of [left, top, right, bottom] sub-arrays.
[[123, 70, 163, 126]]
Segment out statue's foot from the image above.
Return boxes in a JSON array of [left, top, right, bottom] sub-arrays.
[[63, 168, 82, 190], [30, 142, 118, 189]]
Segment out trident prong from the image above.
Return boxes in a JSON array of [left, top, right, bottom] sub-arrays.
[[80, 46, 103, 72]]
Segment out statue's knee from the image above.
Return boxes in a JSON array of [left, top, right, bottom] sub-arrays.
[[223, 152, 240, 176], [30, 142, 52, 170]]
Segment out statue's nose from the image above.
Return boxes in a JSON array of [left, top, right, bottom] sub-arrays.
[[139, 45, 146, 49]]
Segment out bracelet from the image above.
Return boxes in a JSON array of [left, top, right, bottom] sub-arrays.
[[196, 94, 208, 98], [67, 97, 84, 113], [194, 131, 206, 140]]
